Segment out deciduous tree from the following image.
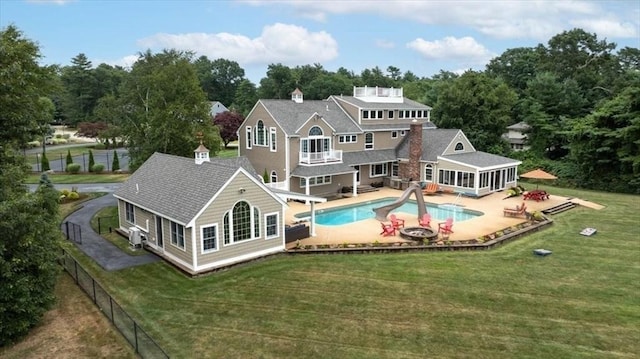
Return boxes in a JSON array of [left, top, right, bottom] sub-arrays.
[[214, 111, 244, 148]]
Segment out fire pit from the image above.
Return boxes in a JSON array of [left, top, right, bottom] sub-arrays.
[[399, 226, 438, 242]]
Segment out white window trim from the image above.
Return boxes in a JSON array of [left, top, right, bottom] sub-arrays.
[[369, 163, 388, 178], [125, 202, 135, 224], [245, 126, 252, 149], [223, 201, 260, 247], [364, 132, 374, 150], [170, 221, 186, 251], [200, 223, 219, 254], [300, 175, 332, 187], [270, 127, 277, 152], [391, 131, 398, 139], [264, 212, 279, 239]]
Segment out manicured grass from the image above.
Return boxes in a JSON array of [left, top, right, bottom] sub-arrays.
[[25, 144, 97, 164], [68, 185, 639, 358], [26, 173, 129, 184], [216, 146, 239, 158]]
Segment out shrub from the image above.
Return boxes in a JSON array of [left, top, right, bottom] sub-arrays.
[[60, 189, 70, 196], [94, 143, 106, 150], [88, 150, 95, 172], [41, 152, 50, 171], [91, 163, 105, 174], [66, 163, 81, 174], [67, 191, 80, 200], [63, 134, 71, 140], [27, 140, 40, 148], [65, 149, 73, 167], [111, 150, 120, 172]]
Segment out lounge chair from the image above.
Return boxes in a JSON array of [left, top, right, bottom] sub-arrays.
[[390, 214, 405, 229], [504, 202, 527, 217], [422, 183, 439, 195], [380, 222, 396, 236], [438, 218, 454, 235], [418, 213, 432, 228]]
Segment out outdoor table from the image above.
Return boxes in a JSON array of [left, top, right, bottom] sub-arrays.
[[524, 189, 549, 202]]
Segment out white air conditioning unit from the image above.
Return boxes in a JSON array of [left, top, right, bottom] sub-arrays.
[[129, 227, 141, 246]]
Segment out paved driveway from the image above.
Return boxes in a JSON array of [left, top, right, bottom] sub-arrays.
[[61, 193, 160, 271]]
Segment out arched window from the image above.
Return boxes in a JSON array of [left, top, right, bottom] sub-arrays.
[[270, 170, 278, 183], [424, 164, 433, 182], [309, 126, 323, 136], [232, 201, 251, 242], [455, 142, 464, 151], [255, 120, 267, 146]]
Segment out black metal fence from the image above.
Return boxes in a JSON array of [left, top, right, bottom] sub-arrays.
[[96, 215, 118, 234], [62, 221, 82, 244], [59, 249, 169, 358]]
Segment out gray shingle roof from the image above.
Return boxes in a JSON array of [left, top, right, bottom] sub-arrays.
[[396, 128, 461, 161], [333, 96, 433, 110], [442, 151, 521, 168], [113, 152, 259, 224], [259, 99, 362, 135]]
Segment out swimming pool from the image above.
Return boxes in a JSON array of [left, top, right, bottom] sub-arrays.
[[295, 197, 484, 226]]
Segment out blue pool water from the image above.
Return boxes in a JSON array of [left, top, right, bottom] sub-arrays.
[[296, 197, 484, 226]]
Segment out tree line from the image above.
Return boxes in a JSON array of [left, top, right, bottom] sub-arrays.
[[16, 25, 640, 192]]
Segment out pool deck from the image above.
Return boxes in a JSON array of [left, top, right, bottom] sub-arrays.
[[285, 188, 573, 249]]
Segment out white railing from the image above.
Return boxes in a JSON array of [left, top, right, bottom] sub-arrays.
[[353, 86, 403, 98], [265, 181, 287, 190], [299, 149, 343, 164]]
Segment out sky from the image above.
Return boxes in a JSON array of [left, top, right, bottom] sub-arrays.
[[2, 0, 639, 84]]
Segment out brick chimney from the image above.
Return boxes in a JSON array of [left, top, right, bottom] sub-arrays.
[[407, 120, 422, 181]]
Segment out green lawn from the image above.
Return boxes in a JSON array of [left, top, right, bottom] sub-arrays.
[[59, 186, 640, 358], [25, 144, 97, 164], [25, 173, 129, 184]]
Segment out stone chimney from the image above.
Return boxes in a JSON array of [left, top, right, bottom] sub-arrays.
[[407, 120, 422, 181], [291, 88, 303, 103]]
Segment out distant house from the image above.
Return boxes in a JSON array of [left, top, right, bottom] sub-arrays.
[[114, 145, 291, 275], [210, 101, 229, 118], [239, 86, 521, 198], [503, 121, 530, 151]]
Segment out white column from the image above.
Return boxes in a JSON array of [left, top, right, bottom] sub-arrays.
[[352, 171, 358, 197], [310, 201, 316, 236]]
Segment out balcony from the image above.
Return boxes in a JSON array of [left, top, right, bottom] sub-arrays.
[[299, 149, 342, 165]]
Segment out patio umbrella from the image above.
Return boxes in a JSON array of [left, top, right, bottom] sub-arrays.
[[519, 168, 557, 188]]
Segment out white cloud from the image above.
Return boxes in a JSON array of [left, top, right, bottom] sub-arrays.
[[407, 36, 494, 62], [240, 0, 639, 40], [96, 54, 139, 70], [570, 18, 638, 38], [137, 23, 338, 66]]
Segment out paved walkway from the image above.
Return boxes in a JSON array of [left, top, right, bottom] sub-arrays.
[[61, 192, 160, 271]]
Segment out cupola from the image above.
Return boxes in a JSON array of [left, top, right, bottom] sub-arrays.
[[194, 140, 210, 165], [291, 88, 303, 103]]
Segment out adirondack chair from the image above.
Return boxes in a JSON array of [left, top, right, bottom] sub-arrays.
[[503, 202, 527, 217], [390, 214, 405, 229], [422, 183, 439, 195], [380, 222, 396, 236], [418, 213, 432, 228], [438, 218, 454, 235]]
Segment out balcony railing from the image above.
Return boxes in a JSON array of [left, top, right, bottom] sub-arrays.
[[265, 181, 287, 190], [353, 86, 403, 103], [299, 149, 342, 164]]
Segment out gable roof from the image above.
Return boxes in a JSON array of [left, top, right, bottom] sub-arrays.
[[113, 152, 261, 224], [396, 128, 461, 162], [258, 99, 362, 136]]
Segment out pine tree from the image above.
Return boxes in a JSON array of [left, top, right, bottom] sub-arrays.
[[41, 152, 50, 172], [65, 149, 73, 171], [88, 149, 95, 172], [111, 150, 120, 172]]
